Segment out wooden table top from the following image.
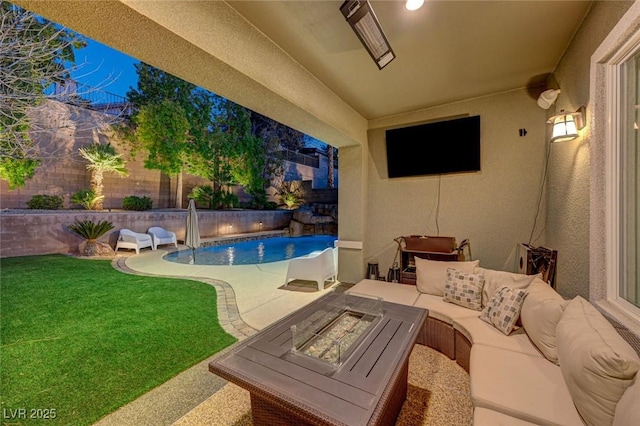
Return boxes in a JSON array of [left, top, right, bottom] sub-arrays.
[[209, 292, 428, 426]]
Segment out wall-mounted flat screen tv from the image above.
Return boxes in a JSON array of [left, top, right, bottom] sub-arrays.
[[385, 115, 481, 178]]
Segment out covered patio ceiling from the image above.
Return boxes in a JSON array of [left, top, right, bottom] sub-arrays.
[[14, 1, 592, 147]]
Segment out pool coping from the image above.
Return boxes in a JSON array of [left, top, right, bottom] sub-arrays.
[[165, 231, 338, 265]]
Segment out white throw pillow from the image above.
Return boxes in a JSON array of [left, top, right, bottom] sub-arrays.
[[613, 376, 640, 426], [479, 286, 528, 335], [476, 267, 539, 307], [556, 296, 640, 426], [443, 268, 485, 311], [520, 278, 567, 364], [415, 257, 480, 296]]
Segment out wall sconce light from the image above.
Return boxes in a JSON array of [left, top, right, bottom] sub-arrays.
[[547, 106, 586, 143], [340, 0, 395, 69]]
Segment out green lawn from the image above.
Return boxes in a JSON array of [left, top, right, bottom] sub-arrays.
[[0, 255, 237, 425]]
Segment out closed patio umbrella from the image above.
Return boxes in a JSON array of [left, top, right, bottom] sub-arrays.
[[185, 199, 201, 264]]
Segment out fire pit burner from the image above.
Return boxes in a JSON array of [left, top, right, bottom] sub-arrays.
[[290, 293, 382, 366]]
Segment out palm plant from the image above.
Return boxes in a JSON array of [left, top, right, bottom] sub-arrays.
[[278, 180, 305, 210], [67, 220, 115, 256], [78, 143, 128, 210]]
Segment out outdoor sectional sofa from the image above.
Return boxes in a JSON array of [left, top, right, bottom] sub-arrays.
[[345, 258, 640, 426]]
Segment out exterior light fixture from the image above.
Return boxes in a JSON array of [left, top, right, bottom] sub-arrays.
[[340, 0, 395, 69], [405, 0, 425, 11], [548, 106, 586, 142]]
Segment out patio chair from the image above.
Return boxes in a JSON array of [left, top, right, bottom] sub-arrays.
[[115, 229, 154, 254], [284, 247, 337, 291], [147, 226, 178, 250]]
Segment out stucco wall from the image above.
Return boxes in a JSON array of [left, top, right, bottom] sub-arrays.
[[361, 88, 548, 280], [589, 2, 640, 336], [337, 144, 367, 283], [546, 0, 633, 299]]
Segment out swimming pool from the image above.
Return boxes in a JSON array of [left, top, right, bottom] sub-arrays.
[[164, 235, 337, 265]]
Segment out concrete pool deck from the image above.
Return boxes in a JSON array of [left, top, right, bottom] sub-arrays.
[[95, 243, 346, 426], [121, 244, 340, 331]]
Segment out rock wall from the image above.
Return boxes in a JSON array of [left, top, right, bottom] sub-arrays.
[[289, 204, 337, 236]]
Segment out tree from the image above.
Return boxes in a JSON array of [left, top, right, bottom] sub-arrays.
[[126, 63, 294, 208], [78, 143, 128, 210], [0, 3, 86, 188], [326, 144, 337, 188], [187, 98, 267, 205], [223, 101, 264, 192], [125, 63, 216, 207], [251, 112, 305, 152], [133, 100, 190, 207]]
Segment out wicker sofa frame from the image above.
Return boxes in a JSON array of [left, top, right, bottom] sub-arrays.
[[345, 277, 640, 425]]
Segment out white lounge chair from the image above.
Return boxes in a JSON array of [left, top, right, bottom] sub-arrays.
[[115, 229, 154, 254], [284, 247, 337, 291], [147, 226, 178, 250]]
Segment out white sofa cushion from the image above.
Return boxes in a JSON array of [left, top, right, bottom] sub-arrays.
[[613, 376, 640, 426], [557, 296, 640, 426], [470, 343, 584, 426], [454, 316, 542, 358], [346, 279, 420, 306], [415, 257, 479, 296], [476, 267, 538, 307], [520, 278, 567, 364], [479, 286, 527, 335], [474, 407, 540, 426], [413, 293, 479, 325], [443, 268, 484, 310]]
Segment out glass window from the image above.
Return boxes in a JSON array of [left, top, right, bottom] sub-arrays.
[[620, 52, 640, 309]]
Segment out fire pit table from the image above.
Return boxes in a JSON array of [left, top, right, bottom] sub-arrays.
[[209, 291, 428, 426]]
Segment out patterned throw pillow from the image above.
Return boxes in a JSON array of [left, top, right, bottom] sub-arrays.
[[479, 286, 528, 335], [443, 268, 485, 311]]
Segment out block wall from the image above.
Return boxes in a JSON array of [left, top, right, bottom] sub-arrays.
[[0, 100, 211, 209], [0, 100, 337, 210], [0, 209, 293, 258]]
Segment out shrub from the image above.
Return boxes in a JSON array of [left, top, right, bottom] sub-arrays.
[[67, 220, 115, 241], [26, 194, 64, 210], [71, 189, 103, 210], [277, 181, 305, 210], [189, 186, 238, 209], [122, 195, 153, 211], [264, 201, 278, 210], [67, 220, 115, 256]]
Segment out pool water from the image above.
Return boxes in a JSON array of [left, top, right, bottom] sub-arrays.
[[164, 235, 337, 265]]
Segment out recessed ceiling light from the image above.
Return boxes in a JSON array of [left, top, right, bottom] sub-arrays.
[[405, 0, 425, 11]]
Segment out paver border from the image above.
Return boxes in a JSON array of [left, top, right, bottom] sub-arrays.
[[111, 255, 258, 340]]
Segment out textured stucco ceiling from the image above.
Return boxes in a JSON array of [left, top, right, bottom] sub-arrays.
[[12, 0, 593, 147], [229, 1, 592, 119]]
